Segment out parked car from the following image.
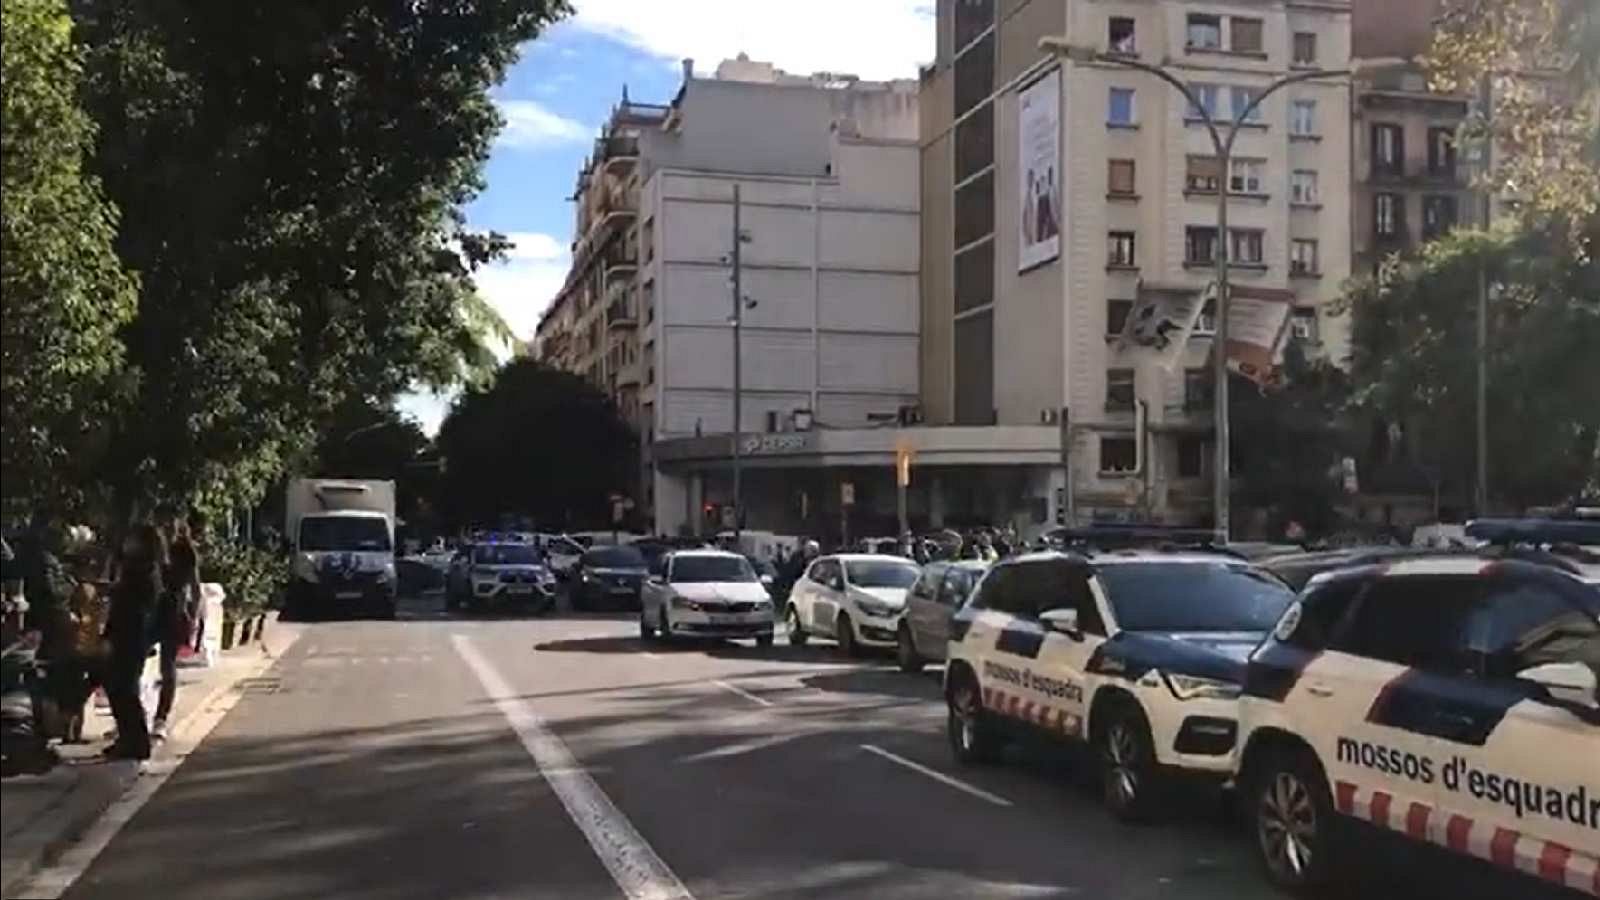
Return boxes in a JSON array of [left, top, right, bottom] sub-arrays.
[[445, 540, 557, 614], [639, 550, 775, 646], [944, 551, 1296, 821], [785, 554, 922, 656], [573, 544, 650, 611], [897, 559, 988, 673], [1236, 556, 1599, 895]]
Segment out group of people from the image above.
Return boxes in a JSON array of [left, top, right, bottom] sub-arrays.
[[1, 514, 204, 765]]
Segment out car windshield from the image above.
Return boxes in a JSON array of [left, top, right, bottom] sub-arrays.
[[475, 544, 541, 565], [845, 560, 921, 588], [299, 516, 391, 552], [585, 546, 646, 568], [1098, 561, 1294, 632], [671, 556, 756, 583]]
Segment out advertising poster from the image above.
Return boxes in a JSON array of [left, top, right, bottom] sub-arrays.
[[1018, 69, 1061, 272], [1225, 285, 1296, 386]]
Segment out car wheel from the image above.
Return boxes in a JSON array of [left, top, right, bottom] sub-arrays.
[[1251, 746, 1340, 892], [639, 607, 657, 641], [835, 613, 859, 657], [946, 672, 1000, 765], [754, 632, 774, 648], [1097, 702, 1162, 822], [786, 606, 808, 646], [896, 624, 925, 673]]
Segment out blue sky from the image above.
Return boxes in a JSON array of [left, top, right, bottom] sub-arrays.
[[402, 1, 935, 431]]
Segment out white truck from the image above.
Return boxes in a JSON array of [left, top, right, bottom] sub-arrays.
[[285, 479, 398, 619]]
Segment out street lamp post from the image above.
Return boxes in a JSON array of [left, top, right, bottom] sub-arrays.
[[1038, 38, 1355, 541], [731, 184, 744, 543]]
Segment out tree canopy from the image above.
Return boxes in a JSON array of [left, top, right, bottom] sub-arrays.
[[435, 359, 637, 530], [1, 0, 138, 512]]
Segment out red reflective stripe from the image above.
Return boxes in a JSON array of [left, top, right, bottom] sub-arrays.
[[1334, 781, 1357, 815], [981, 687, 993, 707], [1591, 858, 1599, 896], [1020, 701, 1035, 721], [1405, 802, 1431, 839], [1537, 843, 1571, 885], [1445, 815, 1473, 853], [1489, 828, 1520, 869], [1369, 791, 1393, 828], [1007, 694, 1020, 716]]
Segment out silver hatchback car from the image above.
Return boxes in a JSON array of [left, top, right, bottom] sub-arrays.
[[896, 559, 988, 672]]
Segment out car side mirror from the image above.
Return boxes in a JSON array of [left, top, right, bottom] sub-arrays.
[[1519, 661, 1599, 702], [1040, 608, 1083, 641]]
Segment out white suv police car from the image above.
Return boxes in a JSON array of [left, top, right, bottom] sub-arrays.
[[1236, 556, 1599, 896], [944, 551, 1295, 820]]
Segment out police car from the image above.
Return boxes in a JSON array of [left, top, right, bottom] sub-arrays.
[[1235, 556, 1600, 895], [445, 539, 558, 613], [944, 550, 1296, 820]]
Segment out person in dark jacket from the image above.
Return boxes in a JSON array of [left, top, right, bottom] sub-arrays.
[[152, 520, 200, 738], [103, 524, 165, 760]]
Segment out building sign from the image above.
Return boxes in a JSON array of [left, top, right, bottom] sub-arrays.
[[1122, 282, 1214, 372], [1018, 69, 1062, 272], [740, 432, 816, 456], [1225, 285, 1296, 386]]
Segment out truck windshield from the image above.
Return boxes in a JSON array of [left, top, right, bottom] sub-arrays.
[[300, 517, 391, 552]]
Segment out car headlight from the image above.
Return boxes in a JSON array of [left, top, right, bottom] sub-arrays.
[[1161, 671, 1242, 701]]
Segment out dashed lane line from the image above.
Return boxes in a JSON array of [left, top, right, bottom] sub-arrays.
[[859, 743, 1014, 808], [711, 679, 775, 707]]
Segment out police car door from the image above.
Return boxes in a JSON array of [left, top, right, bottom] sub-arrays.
[[974, 558, 1095, 738], [1026, 557, 1099, 740]]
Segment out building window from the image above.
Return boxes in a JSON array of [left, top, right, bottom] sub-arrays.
[[954, 104, 994, 182], [1108, 87, 1137, 126], [1108, 16, 1136, 54], [1195, 297, 1217, 335], [1290, 307, 1319, 342], [955, 32, 994, 116], [1422, 194, 1459, 240], [1108, 158, 1137, 196], [1230, 158, 1266, 194], [1107, 298, 1134, 337], [1292, 32, 1317, 65], [1186, 226, 1219, 265], [1375, 192, 1403, 237], [1231, 229, 1265, 265], [1186, 156, 1223, 193], [1100, 436, 1139, 474], [1291, 238, 1320, 275], [954, 169, 995, 248], [1187, 13, 1222, 50], [1291, 99, 1317, 136], [1107, 231, 1137, 267], [954, 0, 995, 56], [954, 240, 994, 313], [1184, 368, 1214, 411], [1177, 436, 1206, 478], [1231, 86, 1263, 123], [1105, 368, 1136, 411], [1372, 123, 1405, 175], [1291, 170, 1319, 204], [1189, 83, 1221, 119], [1230, 17, 1264, 54], [1428, 127, 1457, 176]]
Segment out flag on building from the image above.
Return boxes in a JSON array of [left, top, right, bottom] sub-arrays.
[[1120, 281, 1214, 373]]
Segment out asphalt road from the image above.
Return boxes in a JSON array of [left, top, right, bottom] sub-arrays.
[[44, 594, 1581, 900]]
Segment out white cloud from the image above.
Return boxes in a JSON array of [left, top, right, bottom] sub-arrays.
[[568, 0, 934, 82], [473, 231, 571, 342], [500, 230, 567, 262], [495, 99, 591, 149]]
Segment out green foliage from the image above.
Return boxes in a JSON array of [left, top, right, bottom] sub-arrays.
[[204, 538, 288, 621], [309, 398, 439, 529], [1, 0, 138, 512], [435, 359, 637, 529], [1345, 215, 1600, 509], [70, 0, 570, 521]]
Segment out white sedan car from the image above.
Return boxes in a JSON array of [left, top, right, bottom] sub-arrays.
[[785, 554, 922, 656], [640, 550, 775, 646]]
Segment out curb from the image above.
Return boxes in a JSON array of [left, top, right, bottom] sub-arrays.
[[0, 615, 294, 899]]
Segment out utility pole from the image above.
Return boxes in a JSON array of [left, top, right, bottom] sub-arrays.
[[1474, 73, 1493, 516], [730, 184, 745, 542]]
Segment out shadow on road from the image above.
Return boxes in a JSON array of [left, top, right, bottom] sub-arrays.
[[799, 668, 942, 702]]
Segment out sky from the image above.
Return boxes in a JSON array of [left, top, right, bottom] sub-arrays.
[[400, 0, 936, 433]]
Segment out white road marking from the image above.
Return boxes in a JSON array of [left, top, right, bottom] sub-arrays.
[[18, 638, 299, 898], [712, 680, 774, 707], [678, 732, 801, 763], [859, 744, 1014, 808], [641, 651, 663, 660], [453, 635, 693, 900]]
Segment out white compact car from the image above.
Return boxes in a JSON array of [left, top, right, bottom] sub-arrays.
[[1236, 556, 1600, 896], [639, 550, 775, 646], [785, 554, 923, 656]]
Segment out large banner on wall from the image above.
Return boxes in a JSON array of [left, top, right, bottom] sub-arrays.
[[1225, 285, 1296, 386], [1018, 69, 1061, 272]]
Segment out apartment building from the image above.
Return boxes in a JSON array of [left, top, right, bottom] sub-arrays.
[[919, 0, 1353, 528]]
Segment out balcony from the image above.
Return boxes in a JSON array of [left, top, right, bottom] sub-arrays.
[[607, 300, 636, 329]]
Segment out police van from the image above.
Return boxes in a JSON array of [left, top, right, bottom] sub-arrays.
[[944, 550, 1296, 820], [1235, 556, 1600, 896]]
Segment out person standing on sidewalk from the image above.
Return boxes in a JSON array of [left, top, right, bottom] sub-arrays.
[[151, 520, 200, 740], [103, 525, 164, 761]]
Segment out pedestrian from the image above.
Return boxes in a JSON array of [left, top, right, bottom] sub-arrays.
[[152, 519, 200, 740], [102, 524, 165, 760]]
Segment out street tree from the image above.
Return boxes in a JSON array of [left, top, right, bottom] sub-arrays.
[[69, 0, 569, 520], [1, 0, 138, 512], [309, 397, 440, 530], [435, 359, 637, 530], [1345, 214, 1600, 511]]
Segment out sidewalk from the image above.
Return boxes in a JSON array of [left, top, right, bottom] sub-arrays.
[[1, 615, 298, 898]]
